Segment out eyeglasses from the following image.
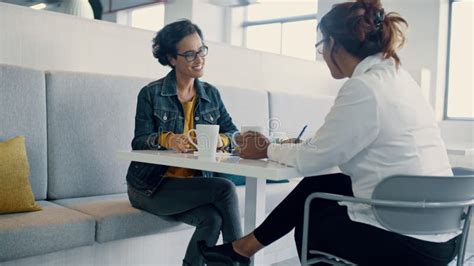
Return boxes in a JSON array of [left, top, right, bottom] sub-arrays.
[[315, 39, 325, 54], [176, 45, 209, 62]]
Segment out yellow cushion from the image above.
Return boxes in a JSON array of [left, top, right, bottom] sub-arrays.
[[0, 136, 42, 214]]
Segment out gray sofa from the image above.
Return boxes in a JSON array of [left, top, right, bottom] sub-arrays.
[[0, 64, 335, 265]]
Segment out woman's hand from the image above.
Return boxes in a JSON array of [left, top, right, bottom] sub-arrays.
[[217, 137, 224, 150], [167, 133, 195, 153], [235, 131, 270, 159], [281, 138, 302, 144], [186, 132, 224, 151]]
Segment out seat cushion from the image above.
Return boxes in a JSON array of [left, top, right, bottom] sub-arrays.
[[0, 64, 48, 200], [53, 180, 300, 243], [0, 136, 42, 214], [45, 71, 153, 199], [0, 201, 95, 262], [53, 193, 191, 243]]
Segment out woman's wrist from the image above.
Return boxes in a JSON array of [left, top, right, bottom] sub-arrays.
[[165, 132, 176, 149]]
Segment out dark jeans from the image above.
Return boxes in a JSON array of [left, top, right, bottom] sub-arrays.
[[253, 173, 459, 266], [128, 177, 242, 266]]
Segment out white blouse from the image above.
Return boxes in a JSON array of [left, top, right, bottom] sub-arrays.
[[267, 53, 456, 242]]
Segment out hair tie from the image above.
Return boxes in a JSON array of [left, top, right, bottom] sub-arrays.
[[374, 8, 385, 31]]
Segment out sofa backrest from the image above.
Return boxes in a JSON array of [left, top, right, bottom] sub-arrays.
[[269, 91, 335, 139], [217, 85, 270, 135], [0, 64, 48, 200], [46, 71, 153, 199]]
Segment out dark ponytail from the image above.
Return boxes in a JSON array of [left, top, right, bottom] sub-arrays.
[[318, 0, 407, 68]]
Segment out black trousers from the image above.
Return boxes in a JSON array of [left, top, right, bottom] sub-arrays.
[[253, 173, 459, 266]]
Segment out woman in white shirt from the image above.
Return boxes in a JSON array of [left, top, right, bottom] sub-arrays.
[[199, 0, 458, 265]]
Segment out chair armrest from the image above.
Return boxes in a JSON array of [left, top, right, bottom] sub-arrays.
[[307, 192, 474, 209]]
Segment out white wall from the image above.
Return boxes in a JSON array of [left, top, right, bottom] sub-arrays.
[[0, 2, 341, 95], [164, 0, 227, 44], [0, 1, 471, 168], [164, 0, 193, 27]]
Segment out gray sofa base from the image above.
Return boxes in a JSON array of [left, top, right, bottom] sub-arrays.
[[0, 181, 300, 264], [0, 183, 300, 266], [0, 225, 298, 266], [0, 201, 95, 262]]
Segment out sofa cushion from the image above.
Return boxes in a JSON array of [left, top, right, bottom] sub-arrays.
[[0, 136, 42, 214], [53, 180, 300, 243], [45, 71, 153, 199], [53, 193, 191, 243], [217, 85, 270, 135], [0, 64, 48, 200], [0, 201, 95, 262], [268, 91, 335, 138]]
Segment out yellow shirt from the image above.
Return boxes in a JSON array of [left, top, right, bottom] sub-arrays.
[[159, 96, 230, 178]]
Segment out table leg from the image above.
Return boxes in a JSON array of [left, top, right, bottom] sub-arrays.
[[244, 177, 266, 266]]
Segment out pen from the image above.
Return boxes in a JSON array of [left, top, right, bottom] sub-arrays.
[[295, 125, 308, 143]]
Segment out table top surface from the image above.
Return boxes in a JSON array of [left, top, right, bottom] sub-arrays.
[[117, 150, 303, 180]]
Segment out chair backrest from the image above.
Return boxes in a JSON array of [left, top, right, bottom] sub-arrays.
[[0, 64, 48, 200], [372, 175, 474, 235], [452, 167, 474, 176], [46, 71, 153, 199]]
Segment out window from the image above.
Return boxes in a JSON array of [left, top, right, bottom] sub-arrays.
[[246, 0, 318, 21], [281, 19, 317, 60], [116, 3, 165, 31], [445, 0, 473, 119], [246, 23, 281, 54], [130, 4, 165, 31], [243, 0, 318, 60]]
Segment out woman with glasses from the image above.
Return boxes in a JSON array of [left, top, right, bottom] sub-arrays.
[[126, 19, 242, 266], [199, 0, 458, 265]]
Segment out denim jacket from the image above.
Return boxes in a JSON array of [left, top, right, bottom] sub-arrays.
[[126, 70, 238, 197]]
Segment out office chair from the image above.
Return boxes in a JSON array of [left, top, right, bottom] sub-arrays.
[[301, 167, 474, 266]]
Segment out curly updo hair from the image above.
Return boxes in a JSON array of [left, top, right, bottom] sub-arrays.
[[152, 19, 204, 68], [318, 0, 407, 68]]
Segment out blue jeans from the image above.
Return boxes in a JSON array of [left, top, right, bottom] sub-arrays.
[[127, 177, 242, 266]]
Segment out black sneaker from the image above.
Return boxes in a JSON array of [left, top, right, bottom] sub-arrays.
[[198, 241, 250, 266]]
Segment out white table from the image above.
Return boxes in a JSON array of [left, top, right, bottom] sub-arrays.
[[117, 150, 303, 265]]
